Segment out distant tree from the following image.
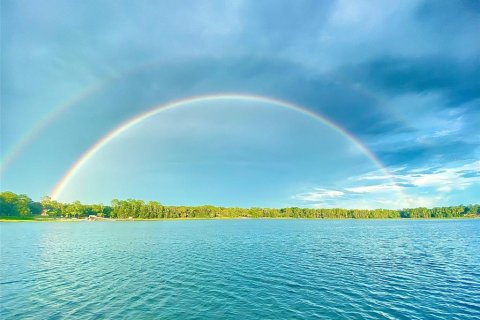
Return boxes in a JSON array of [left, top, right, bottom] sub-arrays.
[[1, 191, 479, 220], [65, 201, 87, 218], [41, 196, 64, 217], [90, 204, 105, 217]]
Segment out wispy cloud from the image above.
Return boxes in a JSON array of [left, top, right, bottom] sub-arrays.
[[291, 160, 480, 209], [345, 184, 402, 194], [393, 161, 480, 192], [292, 188, 344, 203]]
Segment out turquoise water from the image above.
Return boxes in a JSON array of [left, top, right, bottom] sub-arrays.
[[1, 220, 479, 319]]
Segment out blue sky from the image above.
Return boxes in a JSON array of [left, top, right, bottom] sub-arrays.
[[1, 0, 479, 208]]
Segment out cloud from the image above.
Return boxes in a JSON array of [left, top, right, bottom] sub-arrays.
[[342, 57, 480, 104], [358, 160, 480, 193], [2, 0, 479, 206], [292, 188, 345, 202], [397, 161, 480, 192], [345, 184, 402, 194], [291, 160, 480, 208]]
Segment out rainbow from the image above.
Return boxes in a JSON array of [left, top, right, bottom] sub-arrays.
[[1, 60, 409, 175], [0, 60, 159, 174], [0, 81, 108, 174], [50, 93, 403, 201]]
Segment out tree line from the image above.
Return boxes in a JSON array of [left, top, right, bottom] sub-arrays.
[[1, 191, 479, 219]]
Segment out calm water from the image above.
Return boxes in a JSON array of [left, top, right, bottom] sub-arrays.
[[1, 220, 479, 319]]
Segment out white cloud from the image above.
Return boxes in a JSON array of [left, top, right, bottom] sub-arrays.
[[395, 160, 480, 192], [345, 183, 402, 194], [291, 160, 480, 209], [372, 195, 444, 209], [292, 188, 344, 202]]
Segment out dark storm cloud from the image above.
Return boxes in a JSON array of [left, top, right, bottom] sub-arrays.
[[379, 140, 480, 167], [416, 0, 480, 29], [339, 57, 480, 106]]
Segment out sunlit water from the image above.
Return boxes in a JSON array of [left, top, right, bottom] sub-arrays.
[[1, 220, 479, 319]]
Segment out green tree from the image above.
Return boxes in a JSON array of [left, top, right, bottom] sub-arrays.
[[0, 192, 36, 216]]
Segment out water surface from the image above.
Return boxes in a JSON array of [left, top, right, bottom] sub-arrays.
[[1, 220, 479, 319]]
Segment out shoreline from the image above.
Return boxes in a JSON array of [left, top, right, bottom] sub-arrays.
[[1, 216, 478, 223]]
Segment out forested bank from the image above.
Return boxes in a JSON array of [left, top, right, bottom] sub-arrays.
[[1, 191, 479, 220]]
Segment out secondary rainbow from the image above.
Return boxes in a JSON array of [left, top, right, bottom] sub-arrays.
[[1, 81, 108, 174], [0, 60, 159, 174], [50, 93, 402, 200]]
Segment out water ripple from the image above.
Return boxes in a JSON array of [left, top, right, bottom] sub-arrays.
[[1, 219, 479, 319]]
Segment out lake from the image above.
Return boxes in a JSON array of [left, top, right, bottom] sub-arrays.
[[1, 219, 479, 319]]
